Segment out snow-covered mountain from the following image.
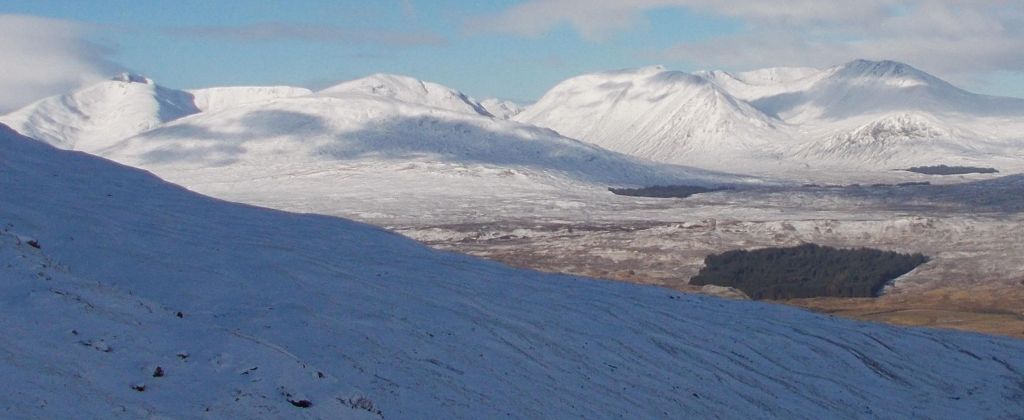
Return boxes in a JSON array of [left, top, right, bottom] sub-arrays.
[[90, 78, 737, 222], [518, 60, 1024, 174], [748, 60, 1024, 123], [318, 73, 491, 116], [189, 86, 312, 112], [2, 71, 734, 222], [515, 66, 784, 164], [0, 73, 200, 152], [479, 98, 524, 120], [797, 112, 980, 162], [4, 124, 1024, 418], [104, 90, 689, 185], [7, 61, 1023, 183]]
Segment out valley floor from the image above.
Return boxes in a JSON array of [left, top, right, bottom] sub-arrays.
[[390, 189, 1024, 338], [142, 164, 1024, 339]]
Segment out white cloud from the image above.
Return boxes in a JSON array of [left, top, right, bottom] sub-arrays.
[[468, 1, 1024, 90], [166, 22, 446, 47], [0, 15, 122, 113], [466, 0, 898, 40]]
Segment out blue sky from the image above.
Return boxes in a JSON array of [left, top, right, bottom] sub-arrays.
[[2, 0, 1023, 108]]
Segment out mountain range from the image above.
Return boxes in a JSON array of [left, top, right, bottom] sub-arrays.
[[520, 60, 1024, 173], [4, 59, 1021, 184]]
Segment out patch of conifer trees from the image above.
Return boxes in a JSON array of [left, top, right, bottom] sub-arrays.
[[689, 244, 928, 299]]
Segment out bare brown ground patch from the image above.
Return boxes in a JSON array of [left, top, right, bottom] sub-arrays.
[[400, 217, 1024, 339]]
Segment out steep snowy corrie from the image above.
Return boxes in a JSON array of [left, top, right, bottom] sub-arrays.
[[2, 124, 1024, 418]]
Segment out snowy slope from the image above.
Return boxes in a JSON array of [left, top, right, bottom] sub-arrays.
[[696, 67, 823, 102], [515, 66, 784, 165], [189, 86, 312, 112], [4, 124, 1024, 418], [479, 98, 524, 120], [318, 73, 491, 116], [796, 112, 980, 163], [0, 73, 199, 152]]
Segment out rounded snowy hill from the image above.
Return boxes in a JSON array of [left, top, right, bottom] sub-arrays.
[[318, 73, 491, 116], [751, 60, 1024, 124], [189, 85, 312, 112], [0, 73, 199, 151], [515, 66, 786, 167]]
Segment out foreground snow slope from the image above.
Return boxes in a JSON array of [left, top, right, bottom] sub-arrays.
[[0, 74, 199, 152], [3, 125, 1024, 418]]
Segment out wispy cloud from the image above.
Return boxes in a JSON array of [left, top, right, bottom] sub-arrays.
[[466, 0, 896, 40], [167, 22, 446, 47], [467, 0, 1024, 87], [0, 14, 122, 113]]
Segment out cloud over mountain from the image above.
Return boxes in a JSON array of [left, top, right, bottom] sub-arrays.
[[0, 14, 122, 113]]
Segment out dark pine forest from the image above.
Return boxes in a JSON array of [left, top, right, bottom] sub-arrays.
[[689, 244, 928, 299]]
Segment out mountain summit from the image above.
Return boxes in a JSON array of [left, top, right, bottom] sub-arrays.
[[515, 66, 781, 164], [318, 73, 492, 116], [0, 75, 199, 151]]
